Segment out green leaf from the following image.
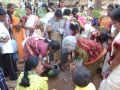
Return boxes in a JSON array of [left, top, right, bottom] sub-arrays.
[[15, 9, 26, 18]]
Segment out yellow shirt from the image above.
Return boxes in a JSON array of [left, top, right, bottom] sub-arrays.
[[15, 72, 48, 90], [75, 83, 96, 90]]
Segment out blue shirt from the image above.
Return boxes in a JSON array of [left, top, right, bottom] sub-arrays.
[[11, 38, 17, 53]]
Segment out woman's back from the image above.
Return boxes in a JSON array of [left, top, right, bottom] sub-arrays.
[[15, 72, 48, 90]]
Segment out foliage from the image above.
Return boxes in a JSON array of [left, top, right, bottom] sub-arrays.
[[37, 7, 46, 26], [15, 9, 26, 18], [91, 9, 101, 18], [37, 7, 46, 18], [77, 12, 92, 20]]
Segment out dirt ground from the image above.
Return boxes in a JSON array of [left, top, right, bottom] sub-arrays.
[[6, 62, 102, 90]]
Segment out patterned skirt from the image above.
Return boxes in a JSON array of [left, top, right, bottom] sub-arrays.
[[49, 31, 62, 61]]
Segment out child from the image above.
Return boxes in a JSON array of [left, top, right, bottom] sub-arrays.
[[10, 30, 18, 71], [15, 56, 48, 90], [88, 7, 93, 16], [72, 66, 96, 90], [80, 6, 84, 12]]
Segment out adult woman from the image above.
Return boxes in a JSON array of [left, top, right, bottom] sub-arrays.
[[99, 4, 115, 31], [7, 3, 24, 60], [23, 36, 60, 61], [62, 36, 106, 80], [58, 0, 66, 14], [15, 56, 48, 90], [22, 5, 38, 38], [23, 36, 60, 72], [99, 8, 120, 90], [47, 9, 66, 66]]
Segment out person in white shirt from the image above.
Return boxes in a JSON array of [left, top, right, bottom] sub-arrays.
[[0, 8, 17, 80], [38, 0, 43, 7], [58, 0, 67, 14], [88, 0, 94, 8], [20, 0, 25, 10]]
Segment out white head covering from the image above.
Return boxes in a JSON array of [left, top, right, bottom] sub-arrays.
[[62, 36, 77, 52]]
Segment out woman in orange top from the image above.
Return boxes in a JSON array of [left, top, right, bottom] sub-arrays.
[[7, 3, 24, 60]]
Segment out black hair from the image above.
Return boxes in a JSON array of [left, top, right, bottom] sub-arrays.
[[48, 40, 60, 50], [72, 66, 91, 87], [98, 33, 108, 42], [81, 6, 84, 10], [54, 9, 62, 17], [49, 2, 54, 7], [107, 4, 116, 10], [25, 5, 32, 11], [7, 3, 14, 22], [72, 7, 79, 14], [89, 7, 93, 10], [19, 56, 40, 87], [74, 2, 79, 7], [58, 0, 64, 8], [0, 2, 3, 6], [70, 20, 83, 33], [110, 8, 120, 22], [63, 9, 71, 16], [42, 4, 50, 12]]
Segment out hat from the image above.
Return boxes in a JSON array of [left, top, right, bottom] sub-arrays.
[[0, 8, 7, 15], [0, 2, 3, 6]]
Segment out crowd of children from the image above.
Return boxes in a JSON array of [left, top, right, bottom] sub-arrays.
[[0, 0, 120, 90]]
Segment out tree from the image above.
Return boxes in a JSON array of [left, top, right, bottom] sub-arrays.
[[94, 0, 102, 10]]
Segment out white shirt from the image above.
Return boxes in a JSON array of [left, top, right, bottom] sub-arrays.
[[61, 7, 67, 14], [38, 1, 43, 7], [20, 1, 25, 10], [88, 1, 93, 8], [0, 22, 13, 54]]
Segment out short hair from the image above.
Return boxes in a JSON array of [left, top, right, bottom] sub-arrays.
[[63, 9, 71, 16], [25, 5, 32, 11], [48, 40, 60, 50], [72, 66, 91, 87], [49, 2, 54, 7], [110, 8, 120, 22], [54, 9, 62, 17], [72, 7, 79, 14], [89, 7, 93, 10], [107, 4, 115, 10], [81, 6, 84, 10]]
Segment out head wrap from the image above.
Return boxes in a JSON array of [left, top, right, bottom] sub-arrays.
[[62, 36, 77, 52]]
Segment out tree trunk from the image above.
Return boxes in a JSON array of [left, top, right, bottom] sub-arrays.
[[94, 0, 102, 10]]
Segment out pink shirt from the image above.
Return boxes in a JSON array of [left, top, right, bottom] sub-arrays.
[[37, 40, 48, 57]]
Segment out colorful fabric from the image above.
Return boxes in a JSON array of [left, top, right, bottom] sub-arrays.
[[24, 14, 38, 37], [12, 13, 24, 60], [75, 38, 106, 65], [99, 32, 120, 90], [15, 72, 48, 90], [23, 37, 48, 60], [100, 17, 111, 30], [6, 14, 12, 29], [78, 16, 87, 25], [75, 83, 96, 90]]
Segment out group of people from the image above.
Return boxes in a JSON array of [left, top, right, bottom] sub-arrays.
[[0, 0, 120, 90]]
